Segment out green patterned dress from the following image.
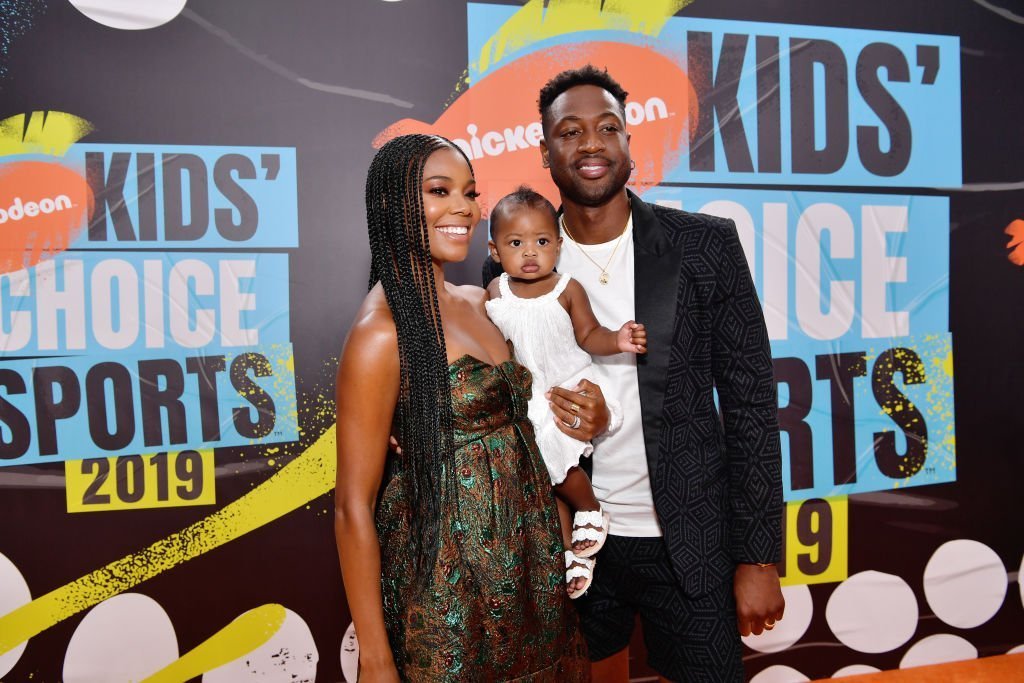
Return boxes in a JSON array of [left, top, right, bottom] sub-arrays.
[[376, 355, 589, 682]]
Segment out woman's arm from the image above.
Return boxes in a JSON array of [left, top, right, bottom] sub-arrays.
[[562, 278, 646, 356], [334, 303, 401, 681]]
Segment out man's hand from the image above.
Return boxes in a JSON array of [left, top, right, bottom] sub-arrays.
[[616, 321, 647, 354], [734, 563, 785, 636], [546, 379, 610, 441]]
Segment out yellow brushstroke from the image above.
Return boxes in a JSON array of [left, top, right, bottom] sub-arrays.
[[141, 604, 286, 683], [0, 111, 94, 157], [475, 0, 697, 73], [0, 426, 336, 656]]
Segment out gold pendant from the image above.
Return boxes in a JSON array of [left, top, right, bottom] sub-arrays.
[[599, 272, 609, 284]]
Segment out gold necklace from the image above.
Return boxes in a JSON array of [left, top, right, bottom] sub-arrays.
[[560, 214, 628, 285]]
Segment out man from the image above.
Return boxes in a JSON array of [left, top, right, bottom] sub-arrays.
[[491, 65, 785, 682]]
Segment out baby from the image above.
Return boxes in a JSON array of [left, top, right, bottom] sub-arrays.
[[485, 186, 646, 598]]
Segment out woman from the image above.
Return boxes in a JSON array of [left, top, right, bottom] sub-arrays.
[[334, 134, 589, 682]]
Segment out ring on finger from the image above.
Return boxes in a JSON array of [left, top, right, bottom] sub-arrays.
[[570, 402, 580, 413], [570, 415, 581, 429]]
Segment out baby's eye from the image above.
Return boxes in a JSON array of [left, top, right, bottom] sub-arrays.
[[509, 239, 522, 247], [538, 238, 550, 246]]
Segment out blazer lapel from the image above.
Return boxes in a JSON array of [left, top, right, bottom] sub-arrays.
[[630, 191, 683, 478]]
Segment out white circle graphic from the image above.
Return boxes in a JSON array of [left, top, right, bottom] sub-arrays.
[[1018, 551, 1023, 610], [203, 607, 318, 682], [833, 664, 882, 677], [742, 584, 813, 653], [825, 570, 918, 653], [900, 633, 977, 668], [0, 552, 32, 678], [67, 0, 188, 30], [924, 539, 1007, 628], [63, 593, 178, 682], [340, 621, 359, 683], [749, 664, 810, 683]]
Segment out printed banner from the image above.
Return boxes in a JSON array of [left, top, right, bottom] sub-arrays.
[[0, 344, 297, 466], [467, 4, 962, 188]]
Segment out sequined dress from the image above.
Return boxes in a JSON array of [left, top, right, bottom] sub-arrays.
[[375, 355, 589, 682]]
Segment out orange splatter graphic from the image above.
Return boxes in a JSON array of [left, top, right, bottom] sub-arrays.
[[0, 161, 93, 274], [1005, 219, 1024, 266], [375, 42, 697, 215]]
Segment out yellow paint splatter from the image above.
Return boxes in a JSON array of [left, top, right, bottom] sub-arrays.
[[475, 0, 697, 73], [0, 426, 336, 656], [140, 604, 286, 683], [0, 112, 95, 157]]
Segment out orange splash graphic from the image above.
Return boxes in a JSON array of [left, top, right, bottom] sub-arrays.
[[0, 161, 93, 274], [1005, 219, 1024, 266], [375, 42, 697, 214]]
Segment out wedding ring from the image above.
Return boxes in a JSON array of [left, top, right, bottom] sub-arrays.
[[570, 415, 581, 429], [570, 402, 580, 413]]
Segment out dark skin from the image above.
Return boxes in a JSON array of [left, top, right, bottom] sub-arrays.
[[540, 84, 785, 680], [487, 204, 646, 594], [335, 147, 512, 683]]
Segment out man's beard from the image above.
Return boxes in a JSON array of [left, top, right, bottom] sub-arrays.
[[554, 159, 631, 208]]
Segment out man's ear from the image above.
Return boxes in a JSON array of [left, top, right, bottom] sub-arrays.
[[487, 239, 500, 262], [539, 139, 550, 168]]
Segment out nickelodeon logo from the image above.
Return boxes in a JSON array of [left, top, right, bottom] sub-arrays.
[[0, 160, 92, 274], [452, 96, 671, 161], [0, 194, 75, 224], [375, 41, 697, 212]]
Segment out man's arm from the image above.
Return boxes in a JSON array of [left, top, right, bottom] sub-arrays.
[[704, 215, 785, 634]]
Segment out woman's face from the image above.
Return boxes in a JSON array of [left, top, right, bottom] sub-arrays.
[[420, 146, 481, 265]]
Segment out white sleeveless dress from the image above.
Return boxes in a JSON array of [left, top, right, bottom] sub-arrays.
[[485, 272, 621, 485]]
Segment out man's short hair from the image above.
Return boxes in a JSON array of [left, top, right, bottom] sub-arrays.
[[538, 65, 629, 129], [489, 185, 558, 240]]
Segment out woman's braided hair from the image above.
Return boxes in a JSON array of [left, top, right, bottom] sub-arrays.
[[365, 133, 472, 590]]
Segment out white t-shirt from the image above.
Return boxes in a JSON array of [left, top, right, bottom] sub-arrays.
[[557, 213, 662, 537]]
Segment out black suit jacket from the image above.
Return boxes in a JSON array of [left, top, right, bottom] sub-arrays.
[[483, 191, 783, 598]]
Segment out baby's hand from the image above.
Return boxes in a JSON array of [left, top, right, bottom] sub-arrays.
[[616, 321, 647, 354]]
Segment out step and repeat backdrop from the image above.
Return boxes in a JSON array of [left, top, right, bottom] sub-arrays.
[[0, 1, 1021, 681]]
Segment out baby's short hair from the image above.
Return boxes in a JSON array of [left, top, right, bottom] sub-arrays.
[[490, 185, 558, 240]]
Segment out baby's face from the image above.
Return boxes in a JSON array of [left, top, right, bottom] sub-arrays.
[[489, 208, 561, 281]]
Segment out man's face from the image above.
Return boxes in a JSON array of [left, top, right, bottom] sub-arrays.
[[540, 84, 632, 207]]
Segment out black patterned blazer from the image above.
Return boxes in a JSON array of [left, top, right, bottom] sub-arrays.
[[483, 190, 783, 598]]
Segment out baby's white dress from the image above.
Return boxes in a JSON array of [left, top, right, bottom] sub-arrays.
[[485, 272, 621, 485]]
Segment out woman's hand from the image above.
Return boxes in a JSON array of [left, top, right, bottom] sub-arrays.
[[546, 379, 610, 441]]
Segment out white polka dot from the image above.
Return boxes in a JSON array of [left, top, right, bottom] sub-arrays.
[[203, 607, 318, 682], [749, 664, 810, 683], [63, 593, 178, 682], [825, 570, 918, 653], [67, 0, 188, 30], [1018, 552, 1023, 610], [900, 633, 977, 668], [742, 584, 812, 653], [832, 664, 882, 677], [924, 539, 1007, 628], [340, 621, 359, 683], [1007, 644, 1024, 655], [0, 552, 31, 678], [339, 626, 360, 683]]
